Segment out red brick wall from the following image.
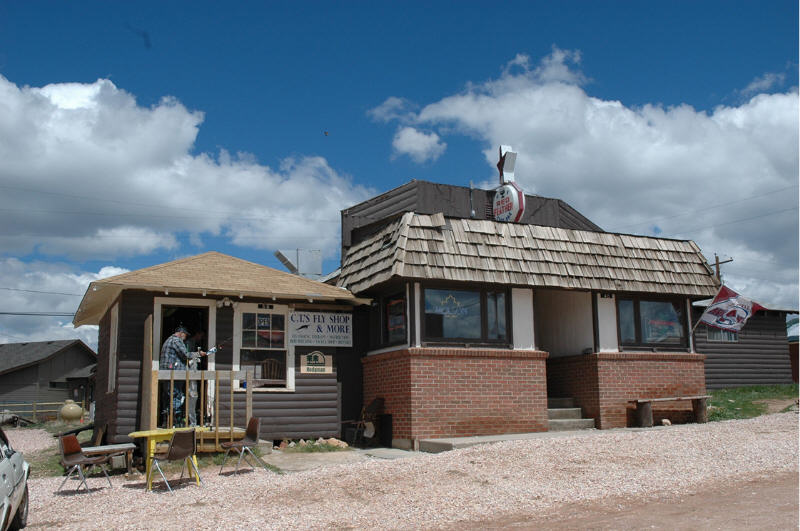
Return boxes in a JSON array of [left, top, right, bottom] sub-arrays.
[[362, 348, 549, 441], [548, 352, 706, 429]]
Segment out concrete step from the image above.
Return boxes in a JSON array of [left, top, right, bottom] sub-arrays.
[[547, 397, 575, 409], [547, 407, 583, 420], [548, 418, 596, 431]]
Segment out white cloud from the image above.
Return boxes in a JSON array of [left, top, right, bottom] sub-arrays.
[[381, 49, 799, 309], [0, 76, 374, 261], [0, 259, 130, 349], [391, 126, 447, 163], [368, 96, 416, 123], [741, 71, 787, 96]]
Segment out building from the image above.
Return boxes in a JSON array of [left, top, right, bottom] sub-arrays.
[[73, 251, 367, 444], [693, 301, 797, 389], [0, 340, 96, 410], [336, 181, 719, 448]]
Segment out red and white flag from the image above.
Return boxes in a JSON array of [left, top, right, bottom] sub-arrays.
[[699, 286, 765, 332]]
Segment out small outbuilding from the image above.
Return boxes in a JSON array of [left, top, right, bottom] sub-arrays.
[[0, 340, 96, 415], [73, 251, 368, 445]]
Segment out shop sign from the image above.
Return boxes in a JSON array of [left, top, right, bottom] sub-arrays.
[[300, 350, 333, 374], [288, 311, 352, 346], [493, 182, 526, 222]]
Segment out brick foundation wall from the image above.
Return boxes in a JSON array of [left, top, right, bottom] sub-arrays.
[[548, 352, 706, 429], [362, 348, 549, 441]]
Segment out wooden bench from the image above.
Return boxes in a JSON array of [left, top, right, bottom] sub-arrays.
[[630, 395, 711, 427], [81, 443, 137, 474]]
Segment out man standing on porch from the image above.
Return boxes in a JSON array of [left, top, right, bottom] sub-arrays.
[[159, 326, 191, 426]]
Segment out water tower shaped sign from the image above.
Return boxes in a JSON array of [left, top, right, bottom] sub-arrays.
[[493, 145, 526, 222]]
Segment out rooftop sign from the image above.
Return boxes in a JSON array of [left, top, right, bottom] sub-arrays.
[[494, 145, 525, 222]]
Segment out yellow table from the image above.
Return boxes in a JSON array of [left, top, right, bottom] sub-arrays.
[[128, 427, 207, 491]]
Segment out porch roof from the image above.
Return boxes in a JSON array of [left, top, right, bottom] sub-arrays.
[[73, 251, 366, 326], [337, 212, 719, 297]]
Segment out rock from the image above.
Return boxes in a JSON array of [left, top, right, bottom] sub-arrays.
[[288, 441, 296, 448], [316, 437, 326, 445], [325, 437, 348, 448], [278, 440, 288, 450], [661, 419, 672, 426]]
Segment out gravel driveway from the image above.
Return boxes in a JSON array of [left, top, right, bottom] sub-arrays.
[[27, 413, 798, 530]]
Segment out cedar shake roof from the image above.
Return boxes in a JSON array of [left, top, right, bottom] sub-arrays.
[[337, 212, 719, 297], [74, 252, 363, 326], [0, 340, 96, 376]]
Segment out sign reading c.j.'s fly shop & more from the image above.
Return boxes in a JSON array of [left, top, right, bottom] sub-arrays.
[[288, 311, 352, 346]]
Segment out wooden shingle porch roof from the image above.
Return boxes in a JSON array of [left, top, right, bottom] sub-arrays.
[[337, 212, 719, 297], [74, 251, 365, 326]]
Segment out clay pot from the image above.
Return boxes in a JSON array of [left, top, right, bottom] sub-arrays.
[[60, 400, 83, 422]]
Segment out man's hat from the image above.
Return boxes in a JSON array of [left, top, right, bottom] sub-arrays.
[[174, 325, 189, 335]]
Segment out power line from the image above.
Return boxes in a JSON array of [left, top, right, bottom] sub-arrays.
[[0, 287, 83, 296], [608, 184, 799, 232], [0, 312, 75, 317], [668, 206, 798, 238]]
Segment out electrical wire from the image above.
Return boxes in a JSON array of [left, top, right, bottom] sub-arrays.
[[0, 287, 83, 296]]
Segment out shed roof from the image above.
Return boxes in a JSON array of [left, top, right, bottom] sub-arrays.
[[0, 340, 96, 376], [74, 251, 365, 326], [338, 212, 719, 297]]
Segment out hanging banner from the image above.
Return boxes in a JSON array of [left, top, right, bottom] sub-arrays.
[[288, 311, 352, 346]]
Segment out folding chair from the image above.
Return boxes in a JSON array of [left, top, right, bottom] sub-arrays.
[[58, 434, 112, 494], [219, 417, 269, 474], [342, 397, 384, 447], [146, 429, 203, 493]]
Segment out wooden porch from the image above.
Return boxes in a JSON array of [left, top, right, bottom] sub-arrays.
[[142, 369, 259, 452]]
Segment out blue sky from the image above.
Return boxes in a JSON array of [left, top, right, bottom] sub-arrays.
[[0, 1, 797, 346]]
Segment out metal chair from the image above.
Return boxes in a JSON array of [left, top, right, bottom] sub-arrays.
[[342, 397, 384, 447], [58, 434, 112, 494], [146, 429, 202, 493], [218, 417, 269, 474]]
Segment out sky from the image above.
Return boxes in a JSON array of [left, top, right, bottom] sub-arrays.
[[0, 1, 797, 348]]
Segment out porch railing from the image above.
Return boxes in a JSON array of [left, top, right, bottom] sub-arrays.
[[148, 369, 254, 450]]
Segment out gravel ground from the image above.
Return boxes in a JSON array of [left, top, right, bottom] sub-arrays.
[[27, 413, 798, 530], [5, 428, 55, 454]]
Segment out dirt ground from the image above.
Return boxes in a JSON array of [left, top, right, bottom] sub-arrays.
[[457, 471, 799, 530], [754, 398, 798, 414]]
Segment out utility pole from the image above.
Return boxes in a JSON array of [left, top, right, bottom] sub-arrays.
[[711, 253, 734, 282]]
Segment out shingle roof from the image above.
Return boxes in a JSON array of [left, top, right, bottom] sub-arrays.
[[0, 340, 96, 376], [338, 212, 719, 297], [74, 252, 362, 326]]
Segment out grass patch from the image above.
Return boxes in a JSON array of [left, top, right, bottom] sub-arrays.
[[282, 441, 350, 453], [709, 384, 798, 421]]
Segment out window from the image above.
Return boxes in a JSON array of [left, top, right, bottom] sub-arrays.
[[617, 297, 687, 349], [707, 327, 737, 342], [385, 294, 407, 344], [108, 302, 118, 393], [233, 303, 292, 391], [423, 287, 508, 342]]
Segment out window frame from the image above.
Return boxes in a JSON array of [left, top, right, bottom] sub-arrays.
[[421, 284, 510, 345], [615, 295, 689, 351], [232, 302, 294, 392], [107, 302, 119, 393], [706, 326, 738, 343]]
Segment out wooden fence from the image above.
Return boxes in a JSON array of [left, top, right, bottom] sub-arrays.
[[0, 400, 86, 422]]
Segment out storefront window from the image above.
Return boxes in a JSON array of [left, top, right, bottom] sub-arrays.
[[617, 297, 687, 349], [423, 287, 508, 342], [385, 295, 407, 344], [234, 304, 290, 390]]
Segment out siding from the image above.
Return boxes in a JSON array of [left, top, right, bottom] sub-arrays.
[[0, 366, 41, 404], [215, 355, 341, 440], [695, 311, 794, 389]]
